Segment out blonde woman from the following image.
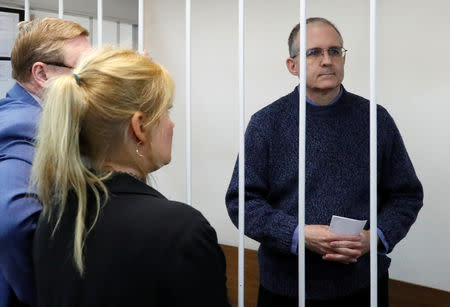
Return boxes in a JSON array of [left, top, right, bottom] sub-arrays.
[[31, 48, 229, 307]]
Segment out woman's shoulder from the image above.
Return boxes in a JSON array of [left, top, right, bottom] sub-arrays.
[[103, 191, 212, 236], [108, 189, 201, 217], [105, 174, 205, 221]]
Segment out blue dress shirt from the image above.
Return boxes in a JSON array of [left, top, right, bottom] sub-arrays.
[[0, 83, 42, 306]]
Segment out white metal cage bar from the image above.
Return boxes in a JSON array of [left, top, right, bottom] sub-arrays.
[[185, 0, 192, 205], [58, 0, 63, 19], [97, 0, 102, 47], [24, 0, 30, 21], [116, 21, 120, 45], [138, 0, 144, 53], [370, 0, 378, 306], [298, 1, 307, 306], [89, 16, 94, 46], [238, 0, 245, 306]]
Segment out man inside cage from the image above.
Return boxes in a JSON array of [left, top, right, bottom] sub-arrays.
[[225, 17, 423, 307]]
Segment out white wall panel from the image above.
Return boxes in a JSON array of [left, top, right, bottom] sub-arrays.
[[92, 19, 117, 47], [119, 23, 133, 49]]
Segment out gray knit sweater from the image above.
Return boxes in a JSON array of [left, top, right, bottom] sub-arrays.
[[225, 86, 423, 299]]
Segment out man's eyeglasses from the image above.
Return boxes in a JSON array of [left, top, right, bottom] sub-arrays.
[[292, 47, 347, 59], [44, 62, 74, 69]]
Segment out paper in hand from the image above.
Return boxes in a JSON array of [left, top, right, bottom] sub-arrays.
[[329, 215, 367, 236]]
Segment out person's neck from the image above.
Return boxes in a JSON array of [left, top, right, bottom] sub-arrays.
[[306, 86, 340, 106], [103, 162, 146, 181], [18, 80, 43, 98]]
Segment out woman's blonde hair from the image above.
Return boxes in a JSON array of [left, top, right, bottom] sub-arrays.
[[31, 48, 174, 275]]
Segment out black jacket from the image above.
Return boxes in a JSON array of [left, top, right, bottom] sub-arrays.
[[33, 172, 230, 306]]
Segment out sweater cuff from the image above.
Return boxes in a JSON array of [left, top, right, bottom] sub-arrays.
[[377, 227, 389, 254], [291, 225, 299, 255]]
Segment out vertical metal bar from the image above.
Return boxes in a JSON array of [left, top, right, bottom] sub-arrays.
[[24, 0, 30, 21], [370, 0, 378, 306], [97, 0, 103, 47], [116, 21, 120, 46], [58, 0, 63, 19], [138, 0, 144, 53], [132, 24, 138, 50], [238, 0, 245, 306], [298, 1, 306, 307], [185, 0, 191, 205], [89, 16, 94, 46]]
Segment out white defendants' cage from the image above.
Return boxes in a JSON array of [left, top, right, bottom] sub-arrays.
[[233, 1, 379, 306]]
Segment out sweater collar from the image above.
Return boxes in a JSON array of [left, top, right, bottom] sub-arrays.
[[290, 84, 349, 114], [306, 85, 343, 106]]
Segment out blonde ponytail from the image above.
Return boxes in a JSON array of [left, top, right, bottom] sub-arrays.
[[31, 73, 107, 275]]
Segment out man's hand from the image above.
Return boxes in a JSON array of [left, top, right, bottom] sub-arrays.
[[305, 225, 370, 264], [325, 229, 370, 262]]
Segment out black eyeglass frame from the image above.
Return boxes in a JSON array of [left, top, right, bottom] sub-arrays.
[[291, 47, 348, 59], [43, 62, 74, 69]]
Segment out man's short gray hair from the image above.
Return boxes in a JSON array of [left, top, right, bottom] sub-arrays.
[[288, 17, 343, 58]]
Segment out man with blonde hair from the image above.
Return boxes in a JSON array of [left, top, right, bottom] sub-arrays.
[[0, 17, 90, 307]]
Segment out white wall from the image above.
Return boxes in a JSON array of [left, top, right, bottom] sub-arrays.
[[145, 0, 450, 292], [377, 0, 450, 292]]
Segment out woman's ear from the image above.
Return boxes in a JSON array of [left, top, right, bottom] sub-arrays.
[[130, 111, 149, 144]]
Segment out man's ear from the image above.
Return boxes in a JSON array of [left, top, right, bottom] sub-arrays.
[[130, 111, 149, 144], [31, 62, 48, 88], [286, 57, 299, 77]]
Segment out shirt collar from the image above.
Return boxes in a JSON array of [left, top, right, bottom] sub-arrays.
[[306, 85, 343, 106], [28, 91, 43, 106]]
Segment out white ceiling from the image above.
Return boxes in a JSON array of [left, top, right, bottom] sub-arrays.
[[1, 0, 138, 24]]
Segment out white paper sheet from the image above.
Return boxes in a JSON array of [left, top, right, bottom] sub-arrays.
[[329, 215, 367, 236]]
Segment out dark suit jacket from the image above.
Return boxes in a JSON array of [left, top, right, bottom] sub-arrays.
[[33, 173, 230, 306]]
